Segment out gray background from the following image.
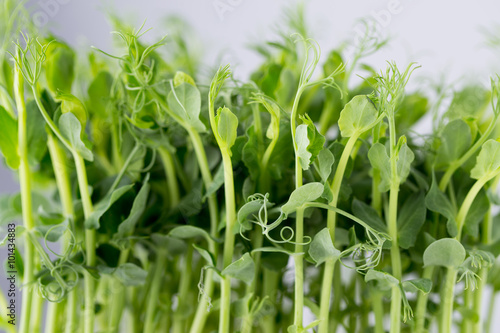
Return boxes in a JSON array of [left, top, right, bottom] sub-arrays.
[[2, 0, 500, 331]]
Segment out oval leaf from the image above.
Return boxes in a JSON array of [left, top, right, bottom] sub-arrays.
[[423, 238, 466, 268]]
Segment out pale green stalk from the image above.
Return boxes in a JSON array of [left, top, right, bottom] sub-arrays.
[[14, 48, 35, 333], [144, 250, 167, 333], [218, 149, 237, 333], [441, 175, 494, 333], [319, 133, 359, 333], [172, 246, 193, 332], [46, 133, 78, 333]]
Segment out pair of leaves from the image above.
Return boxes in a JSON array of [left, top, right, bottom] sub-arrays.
[[368, 140, 414, 192], [296, 114, 325, 170], [215, 106, 239, 154]]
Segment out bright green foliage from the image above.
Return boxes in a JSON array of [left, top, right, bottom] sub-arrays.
[[338, 95, 378, 137], [44, 40, 75, 94], [0, 105, 19, 169], [1, 4, 500, 333], [471, 139, 500, 179], [423, 238, 466, 268]]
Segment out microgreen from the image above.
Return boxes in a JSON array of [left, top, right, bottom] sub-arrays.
[[1, 4, 500, 333]]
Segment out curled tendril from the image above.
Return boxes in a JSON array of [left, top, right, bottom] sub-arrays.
[[43, 223, 76, 260], [238, 193, 312, 246], [39, 264, 79, 303]]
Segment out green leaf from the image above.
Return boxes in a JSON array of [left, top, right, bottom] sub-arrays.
[[167, 82, 205, 132], [425, 175, 457, 237], [26, 100, 48, 165], [365, 269, 399, 291], [56, 91, 87, 127], [308, 228, 341, 266], [471, 139, 500, 180], [282, 182, 324, 216], [85, 184, 134, 229], [300, 114, 325, 167], [151, 234, 187, 255], [193, 244, 215, 266], [0, 105, 19, 169], [402, 278, 432, 294], [338, 95, 379, 137], [169, 225, 212, 243], [398, 192, 426, 249], [113, 263, 148, 286], [316, 148, 335, 182], [216, 106, 239, 153], [238, 199, 266, 225], [58, 112, 93, 161], [114, 175, 150, 248], [352, 199, 387, 233], [296, 124, 312, 170], [45, 41, 75, 94], [221, 253, 255, 285], [396, 141, 415, 184], [368, 143, 391, 192], [88, 71, 113, 114], [423, 238, 466, 268], [435, 119, 472, 169]]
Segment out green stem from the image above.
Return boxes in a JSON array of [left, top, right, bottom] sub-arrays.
[[485, 291, 496, 333], [461, 287, 473, 333], [14, 49, 35, 333], [219, 150, 237, 333], [30, 271, 44, 333], [158, 146, 180, 207], [331, 262, 342, 332], [441, 267, 458, 333], [144, 250, 167, 333], [388, 185, 402, 333], [47, 133, 77, 333], [172, 246, 193, 333], [319, 134, 359, 333], [472, 205, 494, 333], [372, 291, 385, 333], [415, 266, 434, 332], [261, 269, 279, 333], [73, 153, 96, 333], [386, 113, 402, 333]]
